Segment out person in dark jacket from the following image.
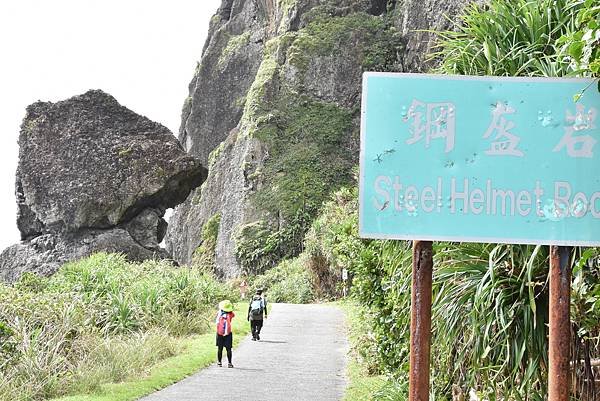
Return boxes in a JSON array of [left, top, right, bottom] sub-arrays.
[[247, 288, 267, 341]]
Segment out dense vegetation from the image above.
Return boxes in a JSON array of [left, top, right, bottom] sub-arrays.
[[250, 255, 314, 304], [0, 253, 230, 401], [433, 0, 580, 76], [560, 0, 600, 80]]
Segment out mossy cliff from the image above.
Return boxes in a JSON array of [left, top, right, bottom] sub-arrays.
[[166, 0, 476, 277]]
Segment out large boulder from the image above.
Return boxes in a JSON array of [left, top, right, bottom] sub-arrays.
[[0, 90, 207, 283]]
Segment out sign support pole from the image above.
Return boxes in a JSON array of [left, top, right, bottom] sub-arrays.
[[548, 245, 572, 401], [409, 240, 433, 401]]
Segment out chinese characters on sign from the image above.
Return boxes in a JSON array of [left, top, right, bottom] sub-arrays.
[[553, 104, 597, 158], [401, 99, 598, 159], [482, 102, 524, 157], [402, 99, 455, 152]]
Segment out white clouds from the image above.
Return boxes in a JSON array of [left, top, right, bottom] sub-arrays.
[[0, 0, 221, 250]]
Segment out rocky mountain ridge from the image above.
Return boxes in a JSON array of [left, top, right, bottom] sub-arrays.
[[166, 0, 478, 277]]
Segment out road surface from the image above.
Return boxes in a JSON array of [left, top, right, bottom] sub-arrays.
[[139, 303, 348, 401]]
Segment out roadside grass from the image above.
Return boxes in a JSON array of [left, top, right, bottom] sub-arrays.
[[345, 358, 387, 401], [51, 304, 250, 401], [336, 299, 387, 401]]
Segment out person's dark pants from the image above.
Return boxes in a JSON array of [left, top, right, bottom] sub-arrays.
[[251, 319, 263, 340], [216, 333, 232, 363], [217, 345, 232, 363]]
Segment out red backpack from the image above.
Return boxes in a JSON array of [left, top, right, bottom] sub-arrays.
[[216, 311, 234, 336]]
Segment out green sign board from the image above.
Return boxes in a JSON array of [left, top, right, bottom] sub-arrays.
[[359, 73, 600, 246]]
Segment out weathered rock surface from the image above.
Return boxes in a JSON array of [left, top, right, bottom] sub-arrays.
[[167, 0, 478, 277], [393, 0, 484, 72], [0, 90, 207, 283]]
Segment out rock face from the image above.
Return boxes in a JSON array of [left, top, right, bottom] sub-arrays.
[[0, 90, 207, 283], [167, 0, 478, 277]]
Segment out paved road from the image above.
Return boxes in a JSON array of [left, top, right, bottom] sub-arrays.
[[139, 303, 348, 401]]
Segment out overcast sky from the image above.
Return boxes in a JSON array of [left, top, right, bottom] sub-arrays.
[[0, 0, 221, 250]]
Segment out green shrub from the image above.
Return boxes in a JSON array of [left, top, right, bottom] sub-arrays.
[[234, 220, 283, 275], [305, 183, 366, 299], [234, 210, 312, 275], [351, 240, 412, 375], [371, 380, 409, 401], [305, 186, 599, 398], [429, 0, 598, 397], [339, 299, 389, 401], [251, 256, 314, 304], [558, 0, 600, 80], [432, 244, 551, 398]]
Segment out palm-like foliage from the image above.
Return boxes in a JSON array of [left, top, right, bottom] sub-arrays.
[[432, 0, 582, 77], [433, 244, 550, 400]]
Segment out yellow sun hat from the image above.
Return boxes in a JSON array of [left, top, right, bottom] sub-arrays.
[[219, 300, 234, 312]]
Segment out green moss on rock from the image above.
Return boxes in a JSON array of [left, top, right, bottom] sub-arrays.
[[234, 216, 308, 275], [218, 32, 251, 68], [288, 11, 401, 71], [192, 213, 221, 272], [234, 220, 279, 275], [252, 96, 354, 223], [208, 141, 226, 168], [241, 53, 280, 130], [202, 213, 221, 243]]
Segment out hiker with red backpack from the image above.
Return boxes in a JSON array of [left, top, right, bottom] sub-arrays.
[[216, 300, 235, 368], [247, 288, 267, 341]]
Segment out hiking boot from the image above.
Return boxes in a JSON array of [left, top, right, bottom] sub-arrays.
[[217, 362, 222, 367], [228, 363, 234, 368]]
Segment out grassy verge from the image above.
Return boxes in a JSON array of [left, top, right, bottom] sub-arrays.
[[51, 304, 250, 401], [336, 299, 387, 401], [345, 358, 387, 401]]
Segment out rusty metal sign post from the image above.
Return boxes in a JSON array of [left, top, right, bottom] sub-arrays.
[[407, 245, 573, 401], [549, 245, 572, 401], [409, 241, 433, 401]]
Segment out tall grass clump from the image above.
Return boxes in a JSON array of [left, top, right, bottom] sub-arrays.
[[433, 0, 582, 77], [0, 253, 229, 401], [432, 244, 552, 400]]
